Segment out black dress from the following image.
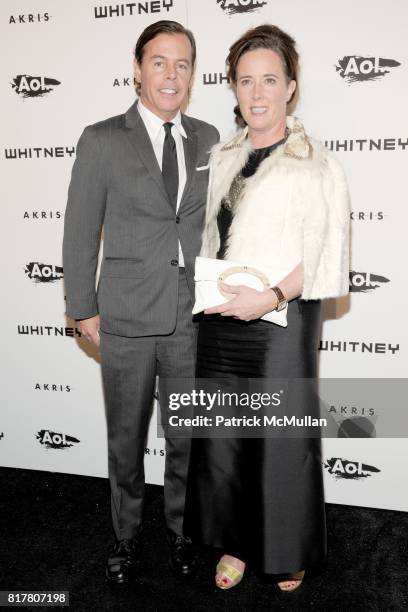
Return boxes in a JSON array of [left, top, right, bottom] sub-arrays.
[[184, 143, 326, 575]]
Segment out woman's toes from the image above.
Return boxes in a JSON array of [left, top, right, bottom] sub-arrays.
[[215, 572, 231, 587], [278, 579, 299, 590]]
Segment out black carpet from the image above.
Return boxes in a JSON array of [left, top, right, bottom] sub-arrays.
[[1, 467, 407, 611]]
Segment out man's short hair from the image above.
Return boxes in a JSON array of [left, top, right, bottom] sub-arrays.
[[134, 20, 196, 94]]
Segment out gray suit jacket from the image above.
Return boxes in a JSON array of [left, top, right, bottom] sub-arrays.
[[63, 102, 219, 337]]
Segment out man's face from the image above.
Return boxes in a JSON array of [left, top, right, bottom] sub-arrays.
[[134, 32, 194, 121]]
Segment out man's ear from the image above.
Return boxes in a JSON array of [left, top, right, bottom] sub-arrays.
[[133, 58, 141, 82], [188, 69, 195, 94]]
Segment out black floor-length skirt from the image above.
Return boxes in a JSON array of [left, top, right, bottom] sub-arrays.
[[184, 298, 326, 575]]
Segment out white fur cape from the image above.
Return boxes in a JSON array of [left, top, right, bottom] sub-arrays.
[[200, 115, 351, 300]]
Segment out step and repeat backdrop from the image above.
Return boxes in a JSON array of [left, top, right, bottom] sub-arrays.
[[1, 0, 407, 511]]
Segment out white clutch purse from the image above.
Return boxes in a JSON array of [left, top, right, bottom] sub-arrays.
[[192, 256, 290, 327]]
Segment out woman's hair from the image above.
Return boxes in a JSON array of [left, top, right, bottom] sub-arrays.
[[134, 20, 196, 95], [226, 24, 299, 127]]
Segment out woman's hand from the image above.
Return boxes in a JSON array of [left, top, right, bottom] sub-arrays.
[[204, 282, 278, 321]]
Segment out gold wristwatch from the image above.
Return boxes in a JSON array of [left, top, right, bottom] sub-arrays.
[[270, 286, 287, 311]]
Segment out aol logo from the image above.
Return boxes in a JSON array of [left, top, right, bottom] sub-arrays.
[[336, 56, 401, 83], [217, 0, 267, 15], [36, 429, 80, 449], [345, 56, 381, 75], [11, 75, 61, 98], [331, 459, 365, 475], [25, 262, 64, 284], [349, 270, 389, 293], [324, 457, 380, 480]]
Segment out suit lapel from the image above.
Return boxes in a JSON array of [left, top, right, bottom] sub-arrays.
[[179, 114, 198, 211], [124, 102, 168, 202], [124, 102, 199, 211]]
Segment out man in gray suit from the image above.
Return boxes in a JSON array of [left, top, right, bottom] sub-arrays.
[[63, 20, 219, 583]]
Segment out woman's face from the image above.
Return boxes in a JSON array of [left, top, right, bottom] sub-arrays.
[[235, 48, 296, 135]]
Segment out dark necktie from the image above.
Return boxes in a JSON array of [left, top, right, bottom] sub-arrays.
[[162, 122, 179, 211]]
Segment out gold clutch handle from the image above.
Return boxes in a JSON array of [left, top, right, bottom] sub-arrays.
[[217, 265, 271, 299]]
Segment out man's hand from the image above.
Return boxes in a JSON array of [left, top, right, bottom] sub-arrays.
[[78, 315, 100, 347], [204, 282, 278, 321]]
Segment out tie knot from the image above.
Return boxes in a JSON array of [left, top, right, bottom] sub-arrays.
[[163, 122, 174, 135]]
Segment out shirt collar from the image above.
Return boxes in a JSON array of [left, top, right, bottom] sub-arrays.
[[137, 99, 187, 141]]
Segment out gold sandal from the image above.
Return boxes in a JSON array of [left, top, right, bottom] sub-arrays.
[[215, 559, 244, 590], [277, 570, 305, 592]]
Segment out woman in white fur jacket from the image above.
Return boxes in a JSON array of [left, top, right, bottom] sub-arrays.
[[185, 25, 350, 592]]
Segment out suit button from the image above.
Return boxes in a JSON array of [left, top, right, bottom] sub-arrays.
[[170, 259, 178, 266], [175, 215, 180, 224]]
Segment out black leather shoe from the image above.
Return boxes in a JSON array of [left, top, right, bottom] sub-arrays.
[[168, 531, 197, 576], [106, 534, 141, 584]]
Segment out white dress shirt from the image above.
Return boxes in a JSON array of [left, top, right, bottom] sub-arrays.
[[138, 99, 187, 267]]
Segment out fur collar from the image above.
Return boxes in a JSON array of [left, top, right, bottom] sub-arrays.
[[206, 116, 316, 225], [219, 115, 312, 159]]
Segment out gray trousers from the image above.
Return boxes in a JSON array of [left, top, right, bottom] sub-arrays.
[[100, 269, 196, 540]]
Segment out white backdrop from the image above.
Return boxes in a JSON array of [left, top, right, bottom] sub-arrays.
[[1, 0, 407, 511]]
